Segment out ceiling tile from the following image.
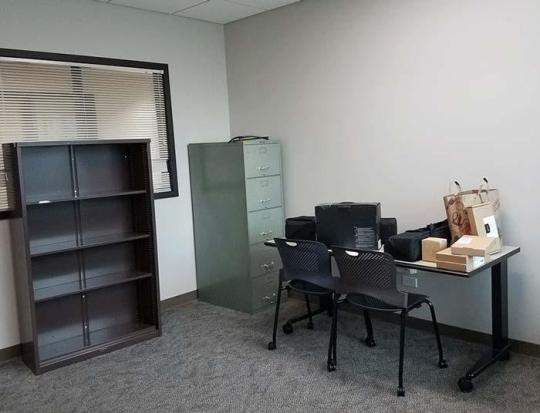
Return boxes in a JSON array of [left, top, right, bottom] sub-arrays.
[[109, 0, 208, 14], [175, 0, 263, 24], [226, 0, 299, 11]]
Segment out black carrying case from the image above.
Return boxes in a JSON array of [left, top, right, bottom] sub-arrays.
[[315, 202, 381, 249], [285, 216, 317, 240], [385, 219, 451, 262]]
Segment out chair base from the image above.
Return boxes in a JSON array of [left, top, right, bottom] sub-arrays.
[[335, 298, 446, 398], [267, 342, 276, 350], [284, 306, 326, 333], [365, 336, 376, 347], [458, 377, 474, 393], [327, 361, 336, 372]]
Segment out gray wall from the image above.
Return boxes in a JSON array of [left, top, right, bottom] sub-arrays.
[[226, 0, 539, 344], [0, 0, 230, 350]]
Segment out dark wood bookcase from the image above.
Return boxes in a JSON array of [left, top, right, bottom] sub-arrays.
[[6, 140, 161, 374]]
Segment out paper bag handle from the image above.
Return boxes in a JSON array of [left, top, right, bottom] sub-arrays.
[[478, 177, 492, 202], [448, 180, 462, 196]]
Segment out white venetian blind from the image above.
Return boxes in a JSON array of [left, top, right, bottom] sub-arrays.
[[0, 57, 172, 213]]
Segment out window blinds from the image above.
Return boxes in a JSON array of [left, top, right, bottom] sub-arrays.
[[0, 57, 172, 214]]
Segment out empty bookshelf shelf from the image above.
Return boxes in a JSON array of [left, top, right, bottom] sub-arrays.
[[34, 271, 153, 303], [30, 233, 151, 257], [26, 189, 147, 206], [39, 321, 155, 364]]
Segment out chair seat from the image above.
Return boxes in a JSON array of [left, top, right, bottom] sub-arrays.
[[288, 276, 334, 295], [346, 292, 427, 312]]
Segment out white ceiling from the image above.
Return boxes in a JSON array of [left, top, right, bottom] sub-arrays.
[[93, 0, 300, 24]]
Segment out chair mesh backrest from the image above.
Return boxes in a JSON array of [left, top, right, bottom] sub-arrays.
[[332, 246, 405, 303], [274, 238, 331, 281]]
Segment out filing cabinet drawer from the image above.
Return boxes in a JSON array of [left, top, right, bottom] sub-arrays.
[[245, 175, 282, 212], [250, 243, 281, 278], [248, 207, 284, 245], [252, 272, 279, 311], [243, 143, 281, 178]]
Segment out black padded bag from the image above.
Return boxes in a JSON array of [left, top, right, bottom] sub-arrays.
[[285, 216, 317, 240], [385, 219, 450, 262]]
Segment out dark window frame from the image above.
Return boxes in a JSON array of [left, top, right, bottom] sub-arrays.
[[0, 48, 179, 218]]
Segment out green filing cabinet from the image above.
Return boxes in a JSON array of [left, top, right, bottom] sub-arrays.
[[188, 140, 284, 314]]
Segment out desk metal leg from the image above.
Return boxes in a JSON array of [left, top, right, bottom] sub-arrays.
[[458, 260, 511, 393]]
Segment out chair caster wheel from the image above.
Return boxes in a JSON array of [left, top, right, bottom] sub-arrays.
[[307, 322, 314, 330], [397, 387, 405, 397], [365, 337, 376, 347], [282, 323, 293, 334], [327, 361, 336, 372], [438, 359, 448, 368], [268, 342, 276, 350], [458, 377, 474, 393]]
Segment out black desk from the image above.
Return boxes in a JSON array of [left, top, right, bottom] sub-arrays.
[[264, 240, 520, 393]]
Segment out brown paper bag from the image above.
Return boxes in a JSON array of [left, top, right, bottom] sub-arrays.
[[443, 179, 500, 243]]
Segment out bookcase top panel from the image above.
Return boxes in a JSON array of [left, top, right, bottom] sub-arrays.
[[11, 138, 151, 148]]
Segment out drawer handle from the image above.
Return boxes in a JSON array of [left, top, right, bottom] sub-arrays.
[[261, 261, 276, 271], [263, 294, 276, 304], [259, 198, 271, 204], [257, 165, 270, 171], [259, 230, 274, 237]]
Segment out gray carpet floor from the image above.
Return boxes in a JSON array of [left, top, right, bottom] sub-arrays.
[[1, 299, 540, 413]]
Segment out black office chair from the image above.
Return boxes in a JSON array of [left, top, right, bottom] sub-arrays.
[[268, 238, 334, 350], [329, 247, 447, 397]]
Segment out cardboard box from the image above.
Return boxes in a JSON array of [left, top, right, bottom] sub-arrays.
[[422, 237, 448, 262], [466, 203, 502, 252], [450, 235, 497, 257], [435, 247, 486, 272], [436, 257, 486, 272], [436, 247, 466, 264]]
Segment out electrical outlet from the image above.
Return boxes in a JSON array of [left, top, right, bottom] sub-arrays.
[[402, 275, 418, 289]]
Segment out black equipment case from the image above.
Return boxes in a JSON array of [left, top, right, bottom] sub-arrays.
[[384, 219, 451, 262], [315, 202, 381, 249], [285, 216, 317, 240]]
